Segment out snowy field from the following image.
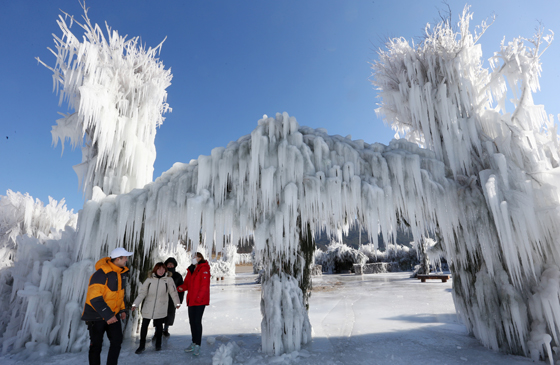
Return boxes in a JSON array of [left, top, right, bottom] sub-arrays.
[[0, 272, 542, 365]]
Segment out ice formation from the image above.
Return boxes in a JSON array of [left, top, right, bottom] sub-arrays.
[[372, 6, 560, 363], [313, 242, 367, 273], [36, 5, 172, 201], [209, 260, 235, 279], [0, 5, 172, 357], [359, 242, 420, 271], [235, 253, 252, 265], [3, 4, 560, 363], [0, 190, 77, 269], [0, 191, 78, 355], [6, 4, 460, 358], [212, 341, 240, 365]]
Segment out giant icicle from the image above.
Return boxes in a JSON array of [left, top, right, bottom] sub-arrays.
[[372, 6, 560, 363]]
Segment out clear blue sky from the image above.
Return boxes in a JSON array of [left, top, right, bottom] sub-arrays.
[[1, 0, 559, 212]]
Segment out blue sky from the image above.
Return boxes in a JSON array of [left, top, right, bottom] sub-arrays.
[[1, 0, 559, 212]]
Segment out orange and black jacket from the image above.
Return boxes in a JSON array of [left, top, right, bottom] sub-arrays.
[[82, 257, 129, 322]]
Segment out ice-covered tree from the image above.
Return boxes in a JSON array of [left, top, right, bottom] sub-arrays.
[[37, 4, 172, 201], [372, 6, 560, 362], [0, 4, 173, 356]]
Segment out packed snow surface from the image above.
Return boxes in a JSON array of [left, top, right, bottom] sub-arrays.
[[0, 272, 542, 365]]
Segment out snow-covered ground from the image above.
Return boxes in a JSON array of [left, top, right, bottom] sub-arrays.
[[0, 272, 542, 364]]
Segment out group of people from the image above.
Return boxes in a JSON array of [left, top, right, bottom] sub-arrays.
[[82, 247, 211, 365]]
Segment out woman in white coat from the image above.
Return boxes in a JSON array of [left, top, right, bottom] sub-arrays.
[[132, 262, 181, 353]]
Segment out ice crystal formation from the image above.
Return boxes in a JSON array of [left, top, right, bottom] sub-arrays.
[[1, 5, 560, 364]]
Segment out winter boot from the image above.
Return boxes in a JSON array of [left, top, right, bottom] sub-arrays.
[[135, 341, 146, 355], [155, 334, 163, 351], [184, 342, 196, 352]]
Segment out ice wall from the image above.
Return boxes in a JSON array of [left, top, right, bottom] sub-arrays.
[[372, 6, 560, 362], [37, 6, 172, 201]]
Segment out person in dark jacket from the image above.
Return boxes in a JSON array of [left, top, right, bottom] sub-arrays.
[[82, 247, 133, 365], [177, 252, 210, 356], [163, 257, 184, 336]]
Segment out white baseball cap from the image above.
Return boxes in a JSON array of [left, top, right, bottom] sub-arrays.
[[110, 247, 134, 259]]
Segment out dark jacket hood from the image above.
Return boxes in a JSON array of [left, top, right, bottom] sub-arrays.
[[164, 257, 178, 267]]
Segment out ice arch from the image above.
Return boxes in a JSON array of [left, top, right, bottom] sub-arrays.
[[75, 111, 460, 355]]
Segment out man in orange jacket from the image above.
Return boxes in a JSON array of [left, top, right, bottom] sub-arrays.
[[82, 247, 133, 365]]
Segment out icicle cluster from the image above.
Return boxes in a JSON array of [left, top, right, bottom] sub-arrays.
[[206, 244, 238, 278], [37, 6, 172, 200], [373, 6, 560, 363], [154, 245, 192, 277], [0, 191, 79, 356], [0, 190, 77, 270]]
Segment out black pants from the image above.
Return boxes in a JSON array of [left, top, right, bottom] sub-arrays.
[[188, 305, 205, 345], [87, 319, 123, 365], [140, 317, 165, 347]]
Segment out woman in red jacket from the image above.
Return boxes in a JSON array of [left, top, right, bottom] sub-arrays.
[[177, 252, 210, 356]]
